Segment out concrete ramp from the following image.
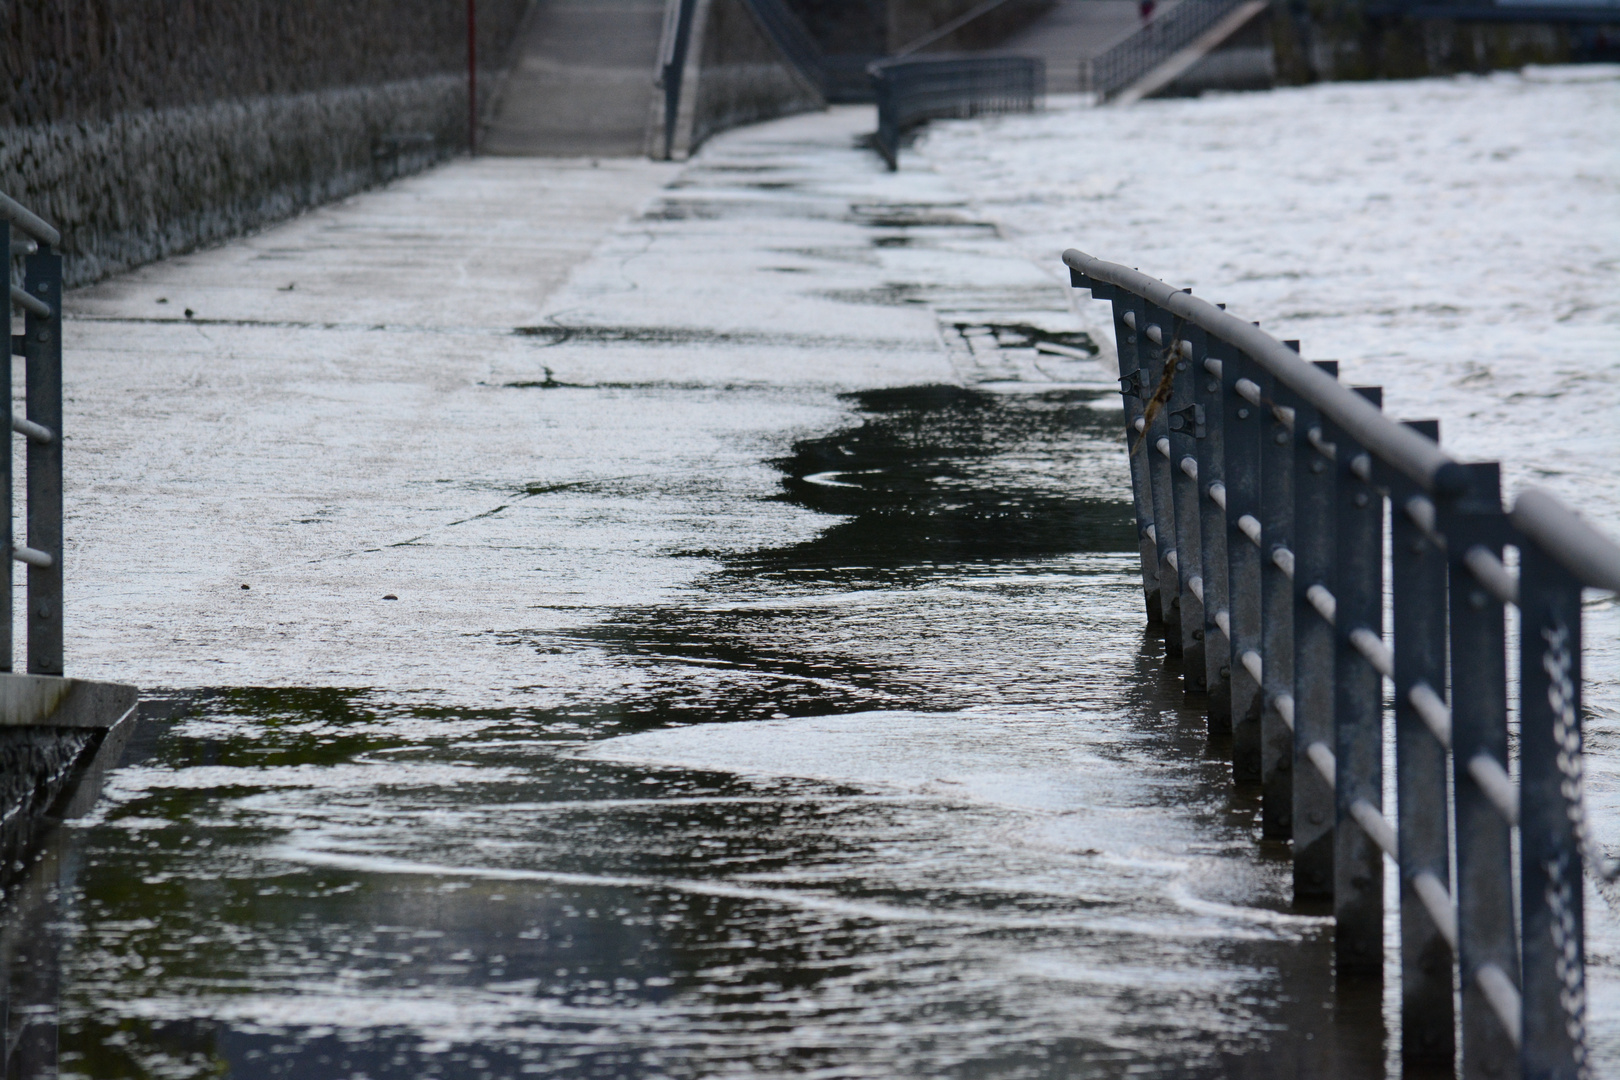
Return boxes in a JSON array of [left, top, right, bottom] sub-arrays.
[[481, 0, 666, 157]]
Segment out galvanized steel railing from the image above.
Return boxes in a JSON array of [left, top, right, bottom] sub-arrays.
[[1065, 247, 1620, 1079], [1, 194, 64, 677], [867, 55, 1044, 170], [1081, 0, 1247, 100]]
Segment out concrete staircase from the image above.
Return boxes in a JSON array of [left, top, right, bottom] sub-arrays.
[[995, 0, 1179, 95], [480, 0, 666, 156]]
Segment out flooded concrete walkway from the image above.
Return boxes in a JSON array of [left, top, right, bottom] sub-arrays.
[[16, 108, 1436, 1076]]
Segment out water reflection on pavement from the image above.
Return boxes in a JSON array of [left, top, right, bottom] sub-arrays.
[[6, 386, 1394, 1078]]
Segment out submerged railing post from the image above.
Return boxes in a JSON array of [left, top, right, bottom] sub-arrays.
[[0, 220, 12, 673], [1390, 419, 1457, 1070], [1097, 283, 1162, 622], [1258, 362, 1298, 841], [1191, 327, 1232, 733], [22, 240, 63, 675], [1444, 464, 1523, 1077], [1141, 302, 1183, 652], [1330, 388, 1384, 979], [1165, 313, 1206, 694], [1517, 543, 1587, 1079], [1290, 383, 1337, 903], [1220, 351, 1264, 782]]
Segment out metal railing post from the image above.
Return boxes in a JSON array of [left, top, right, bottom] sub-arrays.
[[1517, 541, 1588, 1079], [1291, 380, 1337, 903], [1443, 463, 1522, 1078], [873, 67, 898, 171], [1063, 250, 1620, 1080], [1259, 367, 1299, 840], [866, 56, 1042, 169], [0, 220, 12, 673], [1166, 319, 1206, 696], [1192, 327, 1232, 733], [22, 243, 63, 675], [1390, 419, 1457, 1070], [1141, 301, 1183, 653], [1220, 351, 1264, 782], [661, 0, 699, 161], [1104, 290, 1161, 622], [1330, 387, 1385, 979]]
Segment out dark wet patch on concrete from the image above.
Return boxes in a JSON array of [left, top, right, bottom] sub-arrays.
[[641, 197, 846, 223], [510, 323, 928, 350], [509, 383, 1137, 729], [847, 202, 997, 232], [817, 283, 931, 306], [952, 321, 1099, 356], [768, 245, 880, 266], [746, 384, 1133, 575]]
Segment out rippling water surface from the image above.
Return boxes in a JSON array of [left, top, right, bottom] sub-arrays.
[[7, 74, 1619, 1077], [20, 387, 1381, 1078]]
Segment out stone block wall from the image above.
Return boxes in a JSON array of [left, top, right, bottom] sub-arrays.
[[1270, 3, 1586, 85], [1, 0, 530, 286], [0, 727, 96, 894]]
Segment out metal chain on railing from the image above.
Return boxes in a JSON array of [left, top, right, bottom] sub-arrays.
[[1542, 620, 1606, 1080], [1544, 622, 1620, 884], [1544, 846, 1591, 1080]]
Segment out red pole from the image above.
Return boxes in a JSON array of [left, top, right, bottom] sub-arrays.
[[467, 0, 477, 154]]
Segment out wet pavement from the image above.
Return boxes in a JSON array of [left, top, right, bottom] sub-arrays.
[[6, 104, 1615, 1076]]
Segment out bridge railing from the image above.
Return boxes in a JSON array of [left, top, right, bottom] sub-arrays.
[[1065, 247, 1619, 1079], [867, 55, 1044, 170], [1081, 0, 1248, 101], [2, 193, 64, 677]]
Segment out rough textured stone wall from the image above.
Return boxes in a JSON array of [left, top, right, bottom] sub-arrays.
[[1, 0, 530, 286], [1150, 3, 1603, 99], [0, 727, 96, 891], [1270, 4, 1582, 83], [2, 0, 528, 126], [4, 78, 466, 286], [689, 0, 827, 153]]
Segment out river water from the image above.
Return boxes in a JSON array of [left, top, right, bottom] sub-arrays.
[[6, 72, 1619, 1078]]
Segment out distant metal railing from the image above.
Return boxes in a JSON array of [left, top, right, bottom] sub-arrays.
[[1082, 0, 1247, 101], [1, 194, 64, 677], [867, 55, 1044, 170], [1065, 247, 1620, 1079]]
